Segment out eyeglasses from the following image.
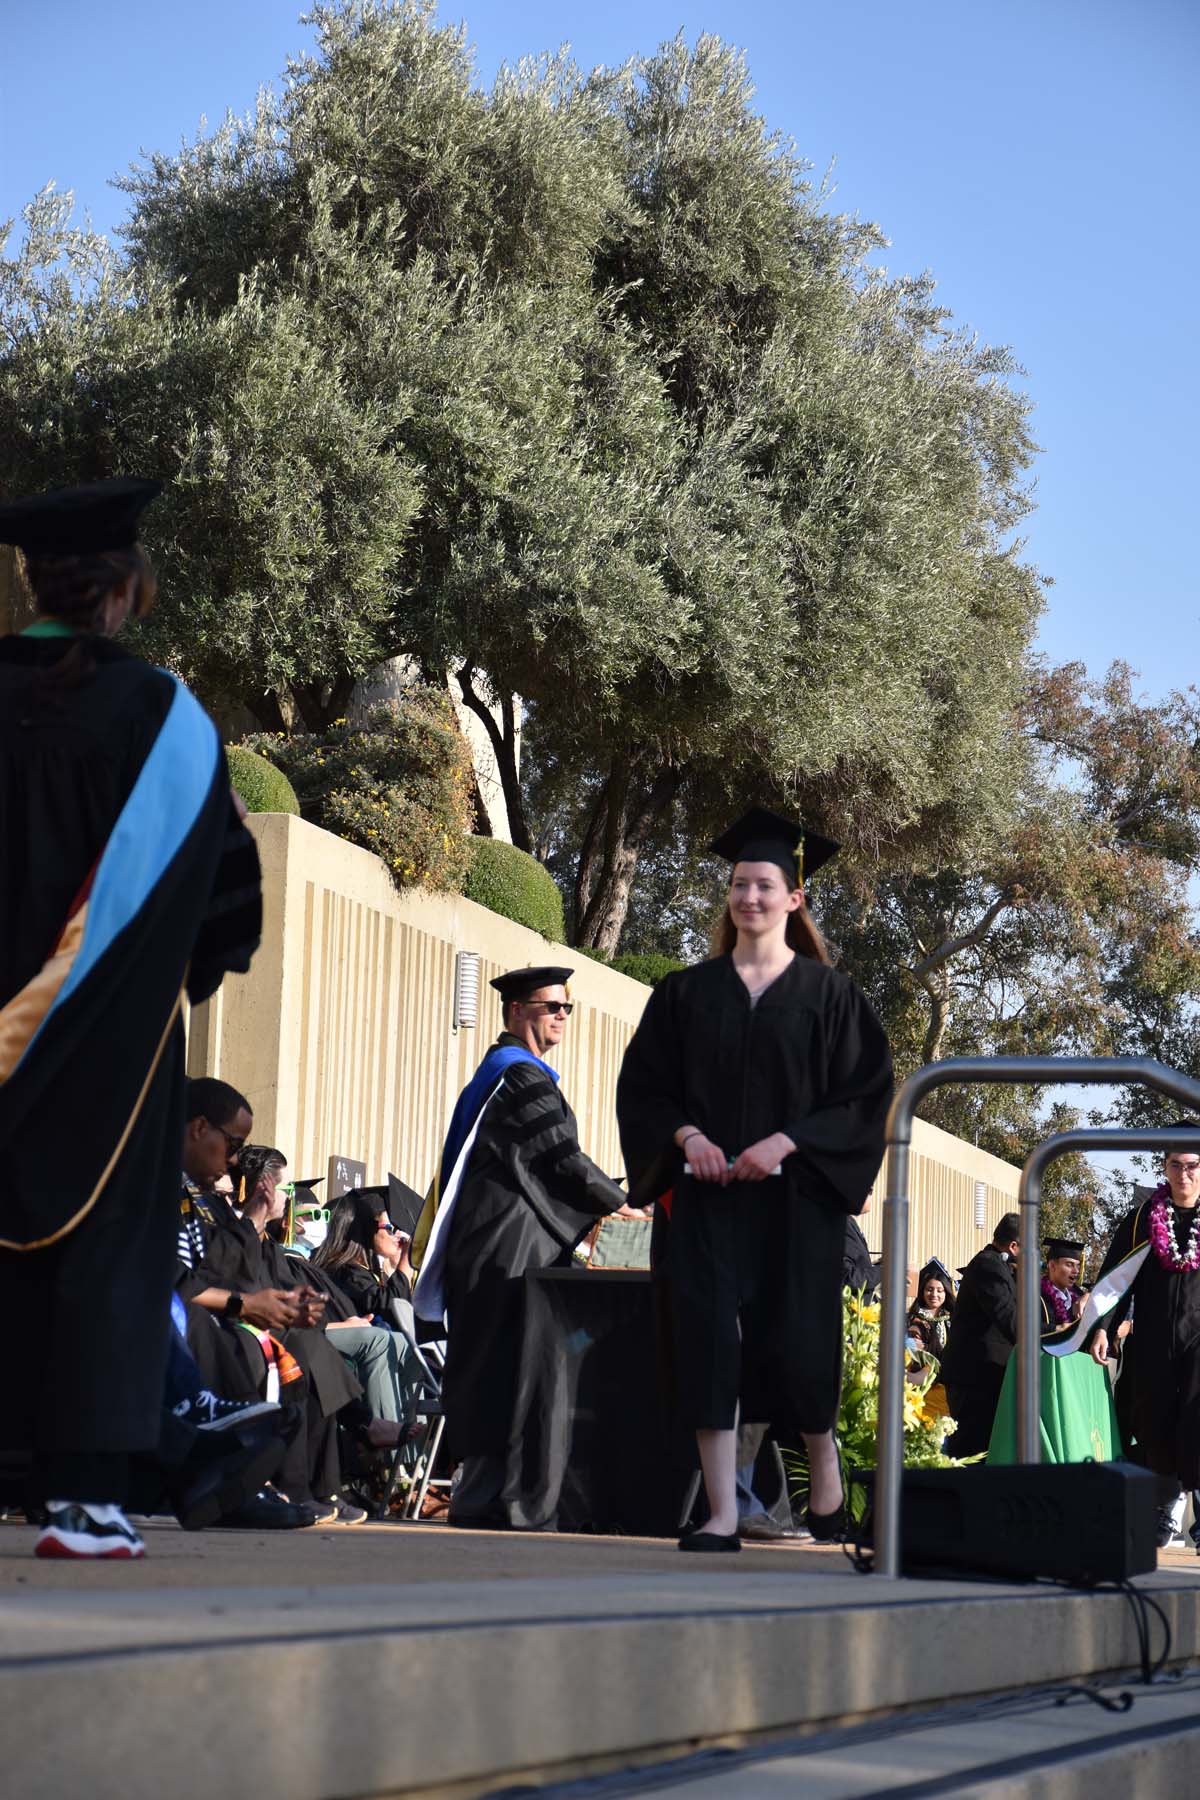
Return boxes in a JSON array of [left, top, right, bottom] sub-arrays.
[[212, 1124, 246, 1154], [525, 1001, 574, 1016], [1166, 1159, 1200, 1175]]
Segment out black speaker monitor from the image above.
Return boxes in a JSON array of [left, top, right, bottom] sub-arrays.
[[856, 1460, 1158, 1583]]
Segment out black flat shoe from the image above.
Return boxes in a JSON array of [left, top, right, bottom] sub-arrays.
[[804, 1502, 847, 1542], [804, 1436, 848, 1541], [678, 1529, 741, 1553]]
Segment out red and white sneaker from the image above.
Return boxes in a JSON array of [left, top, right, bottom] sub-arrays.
[[35, 1502, 146, 1560]]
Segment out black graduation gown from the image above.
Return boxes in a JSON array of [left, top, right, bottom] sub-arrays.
[[1094, 1200, 1200, 1487], [938, 1245, 1016, 1456], [192, 1199, 361, 1416], [615, 954, 893, 1436], [844, 1216, 881, 1296], [0, 635, 260, 1463], [440, 1051, 626, 1462], [316, 1257, 411, 1318]]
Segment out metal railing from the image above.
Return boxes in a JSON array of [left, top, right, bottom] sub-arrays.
[[877, 1056, 1200, 1580]]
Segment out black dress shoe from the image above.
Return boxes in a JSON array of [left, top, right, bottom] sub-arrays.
[[678, 1529, 741, 1553], [216, 1488, 316, 1529], [173, 1420, 288, 1532], [804, 1502, 847, 1542]]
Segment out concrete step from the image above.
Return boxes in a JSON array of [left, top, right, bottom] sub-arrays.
[[594, 1677, 1200, 1799], [1, 1522, 1197, 1800]]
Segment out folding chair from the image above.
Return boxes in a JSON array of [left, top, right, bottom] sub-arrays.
[[375, 1295, 451, 1521]]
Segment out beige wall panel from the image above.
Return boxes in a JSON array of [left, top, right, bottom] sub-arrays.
[[860, 1119, 1021, 1279], [191, 814, 648, 1191]]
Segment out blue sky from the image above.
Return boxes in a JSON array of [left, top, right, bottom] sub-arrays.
[[2, 0, 1196, 697]]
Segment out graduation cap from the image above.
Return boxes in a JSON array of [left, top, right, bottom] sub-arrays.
[[286, 1177, 325, 1212], [1043, 1238, 1084, 1260], [917, 1257, 956, 1292], [489, 965, 574, 1003], [387, 1172, 425, 1240], [0, 477, 162, 556], [350, 1179, 423, 1240], [709, 806, 839, 889]]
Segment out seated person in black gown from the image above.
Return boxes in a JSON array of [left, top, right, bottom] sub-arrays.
[[312, 1190, 416, 1318], [245, 1159, 421, 1462]]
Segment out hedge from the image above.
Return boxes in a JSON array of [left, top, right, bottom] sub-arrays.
[[225, 744, 300, 815], [571, 947, 686, 986], [609, 951, 686, 987], [465, 837, 566, 941]]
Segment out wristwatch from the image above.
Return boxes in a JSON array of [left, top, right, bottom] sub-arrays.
[[224, 1292, 244, 1320]]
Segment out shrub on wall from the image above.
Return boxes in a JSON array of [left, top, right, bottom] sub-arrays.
[[572, 948, 685, 986], [465, 837, 566, 942], [242, 691, 474, 892], [225, 744, 300, 815], [609, 951, 686, 987]]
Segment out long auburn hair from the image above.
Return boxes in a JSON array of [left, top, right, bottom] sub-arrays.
[[710, 885, 833, 965]]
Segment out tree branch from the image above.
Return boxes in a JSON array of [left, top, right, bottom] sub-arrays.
[[908, 890, 1016, 981]]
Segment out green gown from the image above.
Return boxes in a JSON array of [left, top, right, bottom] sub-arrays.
[[987, 1345, 1122, 1465]]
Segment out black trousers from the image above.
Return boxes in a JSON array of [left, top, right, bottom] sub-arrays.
[[946, 1375, 1004, 1458]]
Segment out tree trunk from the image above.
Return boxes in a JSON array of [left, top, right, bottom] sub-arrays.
[[457, 669, 532, 851], [574, 757, 684, 955], [572, 780, 611, 939], [920, 983, 951, 1064], [247, 689, 291, 734], [291, 674, 357, 734]]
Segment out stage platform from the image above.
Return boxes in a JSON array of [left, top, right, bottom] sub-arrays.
[[3, 1520, 1200, 1799]]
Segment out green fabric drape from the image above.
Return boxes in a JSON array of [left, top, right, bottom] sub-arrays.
[[987, 1350, 1123, 1464]]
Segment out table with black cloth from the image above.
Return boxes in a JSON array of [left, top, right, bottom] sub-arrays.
[[502, 1267, 697, 1535]]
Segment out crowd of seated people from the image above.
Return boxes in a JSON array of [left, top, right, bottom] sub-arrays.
[[174, 1077, 426, 1529]]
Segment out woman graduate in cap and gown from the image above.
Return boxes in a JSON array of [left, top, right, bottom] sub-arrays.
[[617, 808, 893, 1550], [0, 479, 261, 1558]]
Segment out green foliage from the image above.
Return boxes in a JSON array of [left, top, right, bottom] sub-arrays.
[[242, 691, 473, 891], [609, 952, 686, 986], [0, 2, 1044, 939], [787, 1290, 974, 1519], [464, 837, 565, 941], [225, 745, 299, 815]]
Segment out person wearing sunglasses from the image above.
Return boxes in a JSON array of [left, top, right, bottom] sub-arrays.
[[1085, 1127, 1200, 1551], [0, 480, 262, 1560], [413, 965, 630, 1528]]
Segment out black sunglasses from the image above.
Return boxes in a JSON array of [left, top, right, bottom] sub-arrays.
[[525, 1000, 574, 1016]]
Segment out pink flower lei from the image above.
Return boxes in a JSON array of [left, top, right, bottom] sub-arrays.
[[1148, 1181, 1200, 1272], [1040, 1274, 1074, 1325]]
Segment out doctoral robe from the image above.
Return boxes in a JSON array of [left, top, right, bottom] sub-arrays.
[[418, 1036, 626, 1463], [615, 953, 893, 1436], [0, 634, 260, 1466]]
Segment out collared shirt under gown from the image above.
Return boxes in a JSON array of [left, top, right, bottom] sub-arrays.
[[615, 953, 893, 1436]]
